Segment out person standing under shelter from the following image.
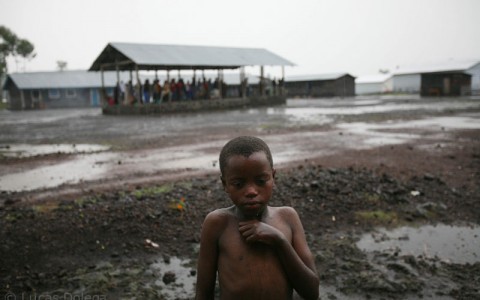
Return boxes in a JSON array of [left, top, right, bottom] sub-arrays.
[[162, 80, 171, 102], [143, 79, 151, 104], [153, 79, 162, 103]]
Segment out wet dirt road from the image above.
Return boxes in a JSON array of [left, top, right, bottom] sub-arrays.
[[1, 96, 480, 195], [1, 95, 480, 299]]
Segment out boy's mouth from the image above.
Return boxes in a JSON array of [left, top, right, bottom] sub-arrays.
[[243, 202, 261, 211]]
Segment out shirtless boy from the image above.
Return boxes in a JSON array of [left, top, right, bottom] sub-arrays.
[[195, 136, 319, 300]]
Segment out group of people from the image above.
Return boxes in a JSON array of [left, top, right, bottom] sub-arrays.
[[110, 77, 233, 106]]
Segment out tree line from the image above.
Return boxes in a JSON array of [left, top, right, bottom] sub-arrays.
[[0, 25, 36, 77]]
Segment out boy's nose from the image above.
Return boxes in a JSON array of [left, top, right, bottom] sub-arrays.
[[245, 184, 258, 198]]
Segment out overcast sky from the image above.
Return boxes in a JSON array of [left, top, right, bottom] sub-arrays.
[[1, 0, 479, 78]]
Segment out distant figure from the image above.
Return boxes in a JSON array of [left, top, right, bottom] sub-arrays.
[[162, 80, 171, 102], [153, 79, 162, 103], [170, 79, 177, 101], [119, 80, 125, 103], [113, 81, 120, 105], [126, 80, 134, 105], [272, 78, 277, 96], [186, 80, 192, 100], [134, 81, 142, 104], [195, 136, 319, 300], [143, 79, 151, 104]]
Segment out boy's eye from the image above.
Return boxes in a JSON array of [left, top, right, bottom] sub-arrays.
[[255, 179, 267, 186], [231, 181, 244, 188]]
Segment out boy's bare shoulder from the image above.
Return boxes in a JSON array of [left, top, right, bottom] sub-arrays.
[[203, 206, 236, 225], [270, 206, 299, 217]]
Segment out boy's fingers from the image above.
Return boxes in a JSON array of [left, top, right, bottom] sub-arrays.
[[241, 227, 256, 237]]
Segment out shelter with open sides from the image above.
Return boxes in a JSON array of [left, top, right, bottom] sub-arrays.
[[89, 42, 294, 104]]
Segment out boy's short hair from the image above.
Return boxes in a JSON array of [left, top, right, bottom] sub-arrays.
[[219, 136, 273, 176]]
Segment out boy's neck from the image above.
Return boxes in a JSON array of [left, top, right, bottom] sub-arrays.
[[235, 206, 269, 221]]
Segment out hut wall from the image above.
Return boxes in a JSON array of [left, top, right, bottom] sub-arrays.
[[392, 74, 421, 94], [334, 76, 355, 97]]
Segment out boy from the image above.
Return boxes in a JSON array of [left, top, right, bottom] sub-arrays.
[[195, 136, 319, 300]]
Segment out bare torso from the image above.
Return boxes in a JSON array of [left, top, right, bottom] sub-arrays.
[[216, 206, 293, 300]]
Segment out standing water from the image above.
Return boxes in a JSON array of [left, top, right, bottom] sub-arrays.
[[357, 224, 480, 264]]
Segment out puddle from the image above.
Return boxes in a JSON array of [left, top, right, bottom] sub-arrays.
[[357, 224, 480, 264], [149, 256, 196, 299], [336, 114, 480, 146], [337, 122, 419, 146], [286, 99, 480, 115], [266, 107, 334, 125], [0, 152, 118, 191], [0, 143, 110, 158], [0, 133, 338, 192]]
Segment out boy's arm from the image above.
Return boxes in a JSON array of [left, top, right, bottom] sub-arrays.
[[276, 207, 319, 300], [195, 212, 221, 300], [239, 207, 319, 300]]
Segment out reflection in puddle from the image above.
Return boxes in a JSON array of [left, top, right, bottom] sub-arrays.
[[285, 99, 480, 115], [337, 122, 418, 146], [0, 143, 110, 158], [357, 224, 480, 264], [150, 256, 196, 299], [0, 152, 118, 191], [266, 107, 334, 125], [336, 114, 480, 146]]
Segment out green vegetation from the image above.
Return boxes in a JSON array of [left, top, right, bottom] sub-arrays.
[[355, 210, 398, 225], [131, 184, 173, 198], [1, 25, 36, 77]]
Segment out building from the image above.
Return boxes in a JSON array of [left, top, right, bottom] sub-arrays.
[[387, 60, 480, 96], [2, 70, 124, 110], [89, 42, 293, 102], [3, 42, 294, 111], [284, 73, 355, 98], [355, 74, 391, 95]]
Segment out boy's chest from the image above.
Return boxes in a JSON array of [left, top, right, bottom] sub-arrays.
[[218, 219, 292, 256]]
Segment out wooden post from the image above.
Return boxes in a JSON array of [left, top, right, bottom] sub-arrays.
[[281, 66, 285, 96], [100, 65, 106, 106], [260, 66, 265, 96], [218, 69, 222, 99], [115, 62, 120, 84], [136, 65, 141, 103], [240, 67, 246, 99]]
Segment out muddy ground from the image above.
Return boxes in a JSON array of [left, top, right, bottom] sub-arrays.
[[1, 97, 480, 299]]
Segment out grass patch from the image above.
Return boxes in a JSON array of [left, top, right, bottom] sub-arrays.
[[355, 210, 398, 225], [363, 193, 381, 204], [131, 184, 173, 198], [32, 202, 60, 213]]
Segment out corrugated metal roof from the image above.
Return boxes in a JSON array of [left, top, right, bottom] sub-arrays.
[[89, 42, 295, 71], [285, 73, 353, 82], [392, 60, 480, 75], [355, 74, 391, 84], [2, 70, 261, 90], [4, 70, 125, 89]]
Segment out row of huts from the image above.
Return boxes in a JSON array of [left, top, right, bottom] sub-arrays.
[[1, 42, 479, 110], [356, 60, 480, 96]]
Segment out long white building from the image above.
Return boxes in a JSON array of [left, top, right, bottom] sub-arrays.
[[386, 60, 480, 95]]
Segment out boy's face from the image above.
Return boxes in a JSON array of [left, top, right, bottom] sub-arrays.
[[222, 151, 275, 220]]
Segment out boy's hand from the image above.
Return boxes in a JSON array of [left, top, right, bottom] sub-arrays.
[[239, 220, 285, 246]]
